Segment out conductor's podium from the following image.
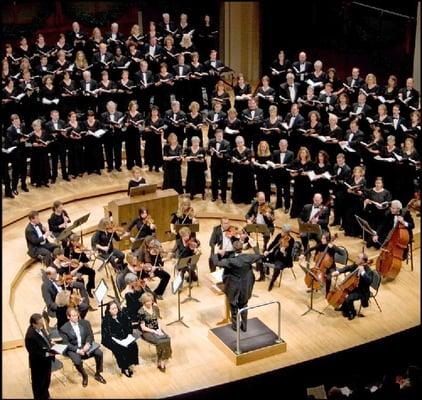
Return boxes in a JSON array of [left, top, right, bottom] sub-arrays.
[[208, 318, 287, 365], [107, 188, 179, 250]]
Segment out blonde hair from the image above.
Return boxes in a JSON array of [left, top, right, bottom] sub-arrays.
[[74, 50, 88, 69], [178, 226, 191, 237], [297, 146, 311, 162], [353, 166, 365, 176], [132, 166, 142, 174], [141, 292, 155, 305], [167, 132, 178, 143], [128, 100, 138, 111], [189, 101, 200, 112], [257, 141, 271, 157], [365, 73, 377, 85]]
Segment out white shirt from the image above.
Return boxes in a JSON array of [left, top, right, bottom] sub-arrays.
[[53, 122, 58, 130], [393, 118, 399, 129], [142, 72, 147, 83], [351, 78, 356, 87], [279, 152, 286, 164], [32, 222, 45, 240], [101, 54, 105, 62], [110, 113, 115, 122], [299, 63, 305, 80], [251, 110, 255, 119], [348, 133, 354, 142], [71, 322, 82, 348], [86, 82, 91, 91], [51, 279, 62, 293], [211, 61, 216, 68], [216, 141, 221, 152], [406, 90, 411, 98], [111, 33, 116, 40], [288, 86, 295, 101], [337, 167, 342, 175], [288, 116, 295, 128], [256, 211, 265, 225], [178, 66, 184, 76], [222, 231, 234, 252], [309, 205, 321, 221], [394, 215, 408, 228], [149, 46, 156, 56], [213, 113, 219, 122], [356, 106, 363, 114]]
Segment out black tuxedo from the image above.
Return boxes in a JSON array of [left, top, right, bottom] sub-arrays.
[[25, 326, 54, 400], [135, 70, 154, 113], [284, 113, 305, 130], [45, 119, 68, 180], [92, 52, 114, 72], [25, 223, 57, 264], [67, 30, 87, 48], [345, 76, 364, 102], [300, 203, 330, 249], [41, 279, 59, 316], [398, 87, 420, 110], [158, 21, 177, 37], [343, 129, 364, 149], [241, 107, 264, 148], [206, 110, 227, 139], [337, 263, 373, 317], [103, 32, 125, 50], [332, 163, 352, 225], [279, 82, 301, 103], [79, 79, 98, 112], [208, 224, 236, 271], [101, 111, 124, 170], [292, 61, 313, 83], [5, 124, 28, 190], [390, 116, 407, 144], [60, 319, 103, 374], [351, 102, 372, 119], [164, 109, 186, 143], [376, 210, 414, 246], [208, 138, 231, 201], [204, 59, 224, 104], [271, 149, 294, 209], [172, 64, 192, 108]]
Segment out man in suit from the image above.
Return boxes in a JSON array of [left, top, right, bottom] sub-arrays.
[[372, 200, 414, 250], [318, 82, 337, 123], [271, 138, 294, 212], [241, 98, 264, 150], [204, 49, 224, 106], [344, 67, 364, 103], [208, 217, 237, 272], [279, 72, 301, 106], [60, 307, 106, 387], [351, 93, 373, 123], [208, 129, 231, 203], [79, 71, 98, 113], [172, 54, 191, 109], [92, 43, 113, 81], [134, 60, 154, 115], [332, 252, 373, 320], [299, 193, 330, 250], [164, 100, 186, 144], [25, 211, 58, 265], [141, 37, 162, 73], [340, 119, 364, 151], [330, 153, 352, 227], [5, 114, 29, 195], [216, 239, 263, 332], [66, 21, 87, 53], [292, 51, 313, 93], [103, 22, 125, 52], [158, 13, 177, 37], [390, 104, 407, 145], [45, 109, 69, 183], [206, 101, 226, 140], [25, 313, 55, 400], [398, 77, 420, 112], [101, 100, 124, 172]]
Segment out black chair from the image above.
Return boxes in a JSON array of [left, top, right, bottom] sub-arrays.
[[334, 246, 348, 266], [358, 269, 382, 316]]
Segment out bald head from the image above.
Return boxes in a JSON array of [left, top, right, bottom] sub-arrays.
[[313, 193, 323, 206]]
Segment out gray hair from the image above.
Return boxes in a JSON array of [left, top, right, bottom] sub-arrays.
[[125, 273, 138, 284], [286, 72, 295, 80], [281, 224, 291, 233], [191, 136, 200, 143], [391, 200, 403, 210]]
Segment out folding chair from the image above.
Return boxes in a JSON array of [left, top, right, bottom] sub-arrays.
[[358, 269, 382, 316]]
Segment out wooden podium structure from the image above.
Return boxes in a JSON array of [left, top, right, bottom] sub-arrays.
[[106, 188, 179, 250]]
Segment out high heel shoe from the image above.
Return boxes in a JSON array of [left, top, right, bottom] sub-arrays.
[[122, 369, 132, 377]]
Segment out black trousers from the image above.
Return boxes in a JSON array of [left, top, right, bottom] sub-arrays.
[[101, 249, 125, 271], [104, 133, 122, 170], [28, 242, 58, 265], [274, 174, 291, 209], [30, 362, 52, 400], [50, 140, 68, 179], [67, 347, 103, 373], [341, 290, 364, 316], [210, 165, 228, 200], [10, 152, 28, 189], [300, 232, 322, 252], [77, 265, 96, 291], [333, 189, 347, 224], [153, 269, 171, 296]]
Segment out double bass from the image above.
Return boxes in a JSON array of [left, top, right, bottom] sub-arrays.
[[304, 234, 338, 290], [375, 203, 411, 280]]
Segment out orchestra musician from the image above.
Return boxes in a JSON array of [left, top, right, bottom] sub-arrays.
[[63, 233, 97, 298], [136, 237, 170, 300], [92, 218, 125, 271], [25, 211, 58, 265], [207, 129, 231, 203], [172, 226, 201, 282], [101, 301, 139, 377], [127, 166, 146, 196], [48, 200, 71, 238], [123, 207, 156, 252], [299, 193, 330, 251], [170, 197, 198, 233], [216, 238, 263, 332], [331, 252, 374, 320], [60, 307, 106, 387], [263, 224, 295, 291]]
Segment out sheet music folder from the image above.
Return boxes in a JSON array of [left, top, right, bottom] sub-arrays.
[[298, 220, 322, 235], [129, 184, 157, 197]]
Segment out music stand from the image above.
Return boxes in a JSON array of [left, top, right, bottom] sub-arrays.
[[93, 279, 109, 320], [299, 263, 324, 316], [129, 184, 157, 197], [355, 215, 377, 252], [167, 271, 189, 328], [244, 224, 269, 252], [298, 220, 322, 251], [56, 213, 90, 244], [178, 253, 201, 304]]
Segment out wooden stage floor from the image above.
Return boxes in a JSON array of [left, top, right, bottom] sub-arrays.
[[2, 169, 420, 399]]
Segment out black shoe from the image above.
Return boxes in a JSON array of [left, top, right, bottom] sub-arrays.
[[190, 194, 194, 200], [43, 183, 50, 188], [5, 192, 14, 199], [155, 294, 163, 300], [12, 189, 18, 196], [107, 168, 113, 172], [50, 178, 56, 184], [256, 276, 265, 282], [211, 198, 217, 202], [148, 166, 153, 172], [155, 167, 160, 172], [94, 373, 106, 384], [157, 365, 166, 373], [348, 312, 356, 320], [240, 321, 247, 332], [122, 369, 131, 378], [63, 176, 70, 182], [231, 322, 237, 331], [95, 170, 101, 175], [284, 208, 289, 214], [202, 194, 205, 200], [329, 222, 338, 227], [21, 186, 29, 192], [87, 290, 94, 298], [128, 368, 134, 376], [116, 167, 122, 172], [82, 374, 88, 387], [222, 199, 226, 204], [268, 282, 274, 291]]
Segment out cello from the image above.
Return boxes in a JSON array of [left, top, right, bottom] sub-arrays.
[[304, 234, 338, 290], [375, 202, 412, 280]]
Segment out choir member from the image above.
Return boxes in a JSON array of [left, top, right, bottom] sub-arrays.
[[134, 60, 154, 115], [230, 135, 256, 204], [318, 82, 337, 123], [59, 70, 79, 116], [82, 110, 104, 175], [172, 54, 191, 109], [197, 14, 218, 59], [333, 92, 352, 132], [79, 70, 98, 113], [391, 104, 407, 145], [161, 36, 178, 68], [123, 100, 143, 170], [185, 101, 204, 146], [154, 62, 174, 114], [73, 51, 92, 82], [29, 119, 52, 187], [379, 74, 398, 114], [279, 73, 300, 114], [311, 150, 332, 203], [398, 77, 420, 117], [292, 51, 313, 92], [141, 37, 162, 73], [184, 136, 207, 200], [241, 98, 264, 150], [289, 146, 313, 218], [204, 49, 224, 106], [86, 27, 105, 62], [343, 67, 364, 103], [326, 67, 343, 95], [158, 13, 177, 38], [261, 104, 283, 150], [298, 85, 319, 119], [284, 103, 305, 154], [164, 100, 186, 143], [234, 73, 252, 113], [253, 141, 272, 202], [307, 60, 326, 95], [207, 129, 230, 203], [126, 24, 144, 48], [188, 52, 206, 107], [144, 106, 165, 172], [162, 133, 183, 194], [272, 138, 294, 212], [127, 166, 146, 196], [256, 75, 276, 118], [67, 21, 87, 53], [177, 34, 196, 64], [66, 111, 85, 178], [223, 107, 242, 149], [211, 80, 230, 113], [270, 50, 291, 90], [205, 100, 226, 140], [98, 70, 117, 114], [104, 22, 126, 53]]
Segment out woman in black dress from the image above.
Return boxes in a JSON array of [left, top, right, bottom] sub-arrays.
[[303, 110, 323, 158], [253, 140, 272, 202], [212, 80, 230, 113], [311, 150, 332, 204], [101, 301, 139, 377], [139, 292, 172, 372], [82, 110, 104, 175], [40, 75, 59, 119], [162, 133, 183, 194], [127, 166, 146, 195], [307, 60, 326, 96], [223, 108, 242, 150], [398, 137, 420, 206], [289, 146, 313, 218], [188, 52, 206, 108], [185, 101, 204, 146], [298, 85, 320, 120], [361, 73, 380, 111], [154, 63, 174, 114], [184, 136, 207, 200], [269, 50, 291, 91], [58, 71, 79, 117], [161, 36, 178, 69], [144, 106, 165, 172], [342, 165, 367, 237], [333, 93, 352, 132], [98, 70, 118, 114], [261, 104, 283, 151], [233, 73, 252, 113], [123, 100, 143, 170], [363, 177, 392, 247], [231, 135, 256, 204], [66, 111, 85, 178], [379, 75, 398, 114], [28, 119, 51, 187], [326, 68, 343, 95], [256, 75, 276, 118]]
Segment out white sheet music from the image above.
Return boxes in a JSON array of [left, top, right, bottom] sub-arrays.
[[112, 334, 136, 348]]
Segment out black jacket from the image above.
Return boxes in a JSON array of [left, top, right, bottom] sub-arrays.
[[25, 223, 47, 255], [60, 319, 95, 353], [245, 200, 275, 228], [25, 326, 54, 369], [207, 138, 231, 164], [300, 204, 330, 232], [376, 210, 414, 244], [338, 263, 373, 306]]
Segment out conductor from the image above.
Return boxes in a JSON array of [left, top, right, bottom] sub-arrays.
[[216, 239, 263, 332]]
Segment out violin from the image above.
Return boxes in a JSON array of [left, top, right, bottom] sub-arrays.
[[105, 221, 125, 234], [145, 215, 155, 226], [73, 243, 90, 254], [279, 233, 292, 249], [224, 225, 242, 238], [258, 203, 274, 220], [56, 273, 74, 287]]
